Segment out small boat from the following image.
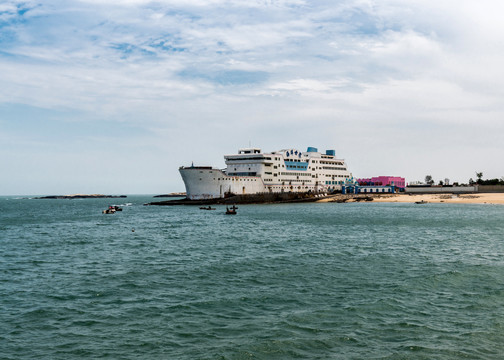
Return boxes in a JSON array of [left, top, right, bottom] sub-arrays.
[[225, 205, 238, 215], [112, 205, 122, 211], [200, 206, 216, 210], [415, 200, 428, 204], [102, 206, 116, 214]]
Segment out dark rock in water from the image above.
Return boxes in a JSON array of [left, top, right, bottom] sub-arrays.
[[35, 194, 127, 199], [153, 193, 186, 198]]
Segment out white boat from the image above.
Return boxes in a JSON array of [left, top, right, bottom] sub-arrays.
[[179, 147, 354, 200]]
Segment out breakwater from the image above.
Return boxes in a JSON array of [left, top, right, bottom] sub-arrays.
[[148, 192, 326, 205]]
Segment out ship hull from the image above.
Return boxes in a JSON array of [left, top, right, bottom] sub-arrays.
[[179, 167, 331, 200], [179, 167, 266, 200]]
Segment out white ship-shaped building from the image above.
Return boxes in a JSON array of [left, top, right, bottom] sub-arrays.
[[179, 147, 354, 200]]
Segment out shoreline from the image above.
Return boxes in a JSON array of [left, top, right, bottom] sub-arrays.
[[149, 192, 504, 206], [318, 193, 504, 205]]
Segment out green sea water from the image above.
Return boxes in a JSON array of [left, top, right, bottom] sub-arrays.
[[1, 195, 504, 359]]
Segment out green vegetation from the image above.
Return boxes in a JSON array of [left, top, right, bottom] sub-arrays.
[[425, 171, 504, 186], [419, 173, 504, 187], [471, 172, 504, 185], [425, 175, 434, 185], [476, 178, 504, 185]]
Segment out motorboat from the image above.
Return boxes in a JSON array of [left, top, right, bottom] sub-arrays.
[[225, 205, 238, 215], [102, 206, 116, 214]]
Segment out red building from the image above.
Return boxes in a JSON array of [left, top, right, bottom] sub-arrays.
[[356, 176, 406, 189]]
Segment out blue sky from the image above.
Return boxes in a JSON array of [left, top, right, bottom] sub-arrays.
[[1, 0, 503, 195]]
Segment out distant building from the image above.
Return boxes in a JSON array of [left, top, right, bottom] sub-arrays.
[[356, 176, 406, 189], [408, 180, 424, 186], [342, 176, 406, 195], [343, 185, 396, 194]]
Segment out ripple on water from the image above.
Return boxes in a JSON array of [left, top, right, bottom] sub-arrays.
[[2, 198, 504, 359]]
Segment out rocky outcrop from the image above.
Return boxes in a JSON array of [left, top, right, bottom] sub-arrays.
[[153, 193, 186, 198], [35, 194, 127, 199]]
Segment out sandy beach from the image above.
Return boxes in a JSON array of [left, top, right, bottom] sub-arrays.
[[318, 193, 504, 205]]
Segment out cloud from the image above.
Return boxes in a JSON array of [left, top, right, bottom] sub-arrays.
[[2, 1, 503, 117], [1, 0, 504, 193]]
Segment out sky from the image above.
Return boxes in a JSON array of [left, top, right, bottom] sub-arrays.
[[1, 0, 503, 195]]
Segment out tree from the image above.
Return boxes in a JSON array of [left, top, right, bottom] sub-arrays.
[[476, 172, 483, 184], [425, 175, 434, 185]]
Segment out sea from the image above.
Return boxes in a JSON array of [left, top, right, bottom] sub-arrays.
[[1, 195, 504, 359]]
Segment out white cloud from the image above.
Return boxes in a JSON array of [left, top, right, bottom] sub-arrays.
[[1, 0, 504, 193]]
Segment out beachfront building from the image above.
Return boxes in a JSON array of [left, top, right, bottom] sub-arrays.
[[356, 176, 406, 190], [340, 176, 407, 194], [357, 186, 396, 194], [342, 184, 397, 194]]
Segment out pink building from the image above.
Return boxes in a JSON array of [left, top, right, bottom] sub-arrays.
[[356, 176, 406, 189]]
